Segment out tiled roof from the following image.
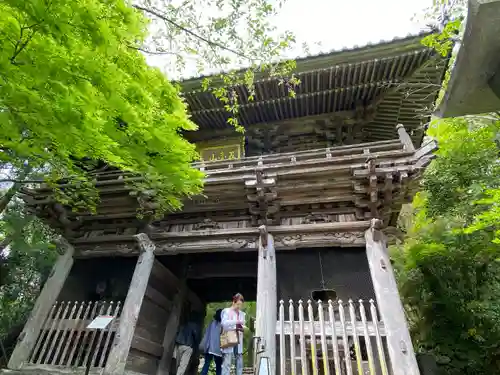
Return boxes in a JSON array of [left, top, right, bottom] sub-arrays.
[[180, 31, 449, 146], [178, 31, 433, 85]]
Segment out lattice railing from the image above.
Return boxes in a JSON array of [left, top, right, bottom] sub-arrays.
[[276, 299, 390, 375], [29, 300, 122, 369]]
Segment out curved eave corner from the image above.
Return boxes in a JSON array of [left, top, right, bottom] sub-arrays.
[[437, 0, 500, 118]]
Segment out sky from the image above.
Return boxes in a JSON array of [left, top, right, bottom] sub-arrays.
[[271, 0, 434, 55], [146, 0, 435, 78]]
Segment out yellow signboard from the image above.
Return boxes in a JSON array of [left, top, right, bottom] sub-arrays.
[[197, 137, 244, 162]]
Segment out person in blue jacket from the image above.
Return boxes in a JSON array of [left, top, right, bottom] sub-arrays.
[[199, 309, 223, 375]]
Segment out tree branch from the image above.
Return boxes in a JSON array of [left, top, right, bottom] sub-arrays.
[[128, 45, 177, 56], [133, 5, 252, 61], [10, 24, 40, 65], [0, 167, 33, 213]]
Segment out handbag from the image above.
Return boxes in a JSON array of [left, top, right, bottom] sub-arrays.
[[220, 310, 240, 349], [220, 329, 239, 349]]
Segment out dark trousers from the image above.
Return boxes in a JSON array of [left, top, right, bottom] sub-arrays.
[[200, 353, 222, 375]]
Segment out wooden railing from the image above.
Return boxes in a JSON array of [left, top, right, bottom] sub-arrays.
[[28, 300, 122, 369], [276, 299, 389, 375], [193, 139, 405, 172], [86, 139, 406, 180]]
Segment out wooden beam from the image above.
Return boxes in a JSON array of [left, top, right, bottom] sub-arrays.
[[413, 139, 438, 160], [73, 221, 372, 246], [396, 124, 415, 151], [151, 260, 203, 311], [255, 225, 277, 375], [270, 221, 371, 234], [365, 219, 419, 375], [187, 262, 256, 279], [104, 233, 155, 375], [145, 285, 171, 311], [75, 230, 367, 257], [131, 335, 163, 357], [22, 141, 408, 195], [8, 239, 74, 370]]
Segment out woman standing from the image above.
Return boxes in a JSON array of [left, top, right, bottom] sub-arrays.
[[221, 293, 246, 375], [199, 309, 223, 375]]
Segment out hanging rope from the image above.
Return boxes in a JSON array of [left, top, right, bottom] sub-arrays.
[[318, 250, 326, 290]]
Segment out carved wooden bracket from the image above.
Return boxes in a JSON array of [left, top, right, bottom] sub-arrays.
[[302, 213, 331, 224], [54, 236, 74, 255], [245, 161, 279, 226], [47, 203, 83, 237], [134, 233, 156, 253], [193, 218, 222, 230], [259, 225, 268, 249], [369, 218, 384, 243], [274, 231, 365, 248]]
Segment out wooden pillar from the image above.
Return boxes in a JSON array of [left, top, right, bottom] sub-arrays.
[[365, 219, 420, 375], [255, 225, 277, 375], [396, 124, 415, 151], [8, 239, 74, 369], [157, 282, 187, 375], [104, 233, 155, 375]]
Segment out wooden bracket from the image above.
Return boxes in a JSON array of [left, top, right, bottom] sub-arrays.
[[134, 233, 156, 253], [369, 218, 384, 243], [259, 225, 268, 250], [246, 163, 279, 226], [193, 218, 222, 230], [54, 236, 73, 255], [396, 124, 415, 152]]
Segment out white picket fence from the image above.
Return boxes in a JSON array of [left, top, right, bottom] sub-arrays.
[[276, 299, 389, 375]]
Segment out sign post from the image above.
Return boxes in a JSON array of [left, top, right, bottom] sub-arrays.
[[85, 315, 115, 375]]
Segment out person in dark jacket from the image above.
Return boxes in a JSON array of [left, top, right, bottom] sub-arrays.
[[199, 309, 223, 375], [175, 315, 201, 375]]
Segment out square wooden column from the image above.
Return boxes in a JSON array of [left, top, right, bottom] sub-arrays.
[[8, 239, 74, 369], [255, 225, 277, 375], [365, 219, 420, 375], [104, 233, 156, 375]]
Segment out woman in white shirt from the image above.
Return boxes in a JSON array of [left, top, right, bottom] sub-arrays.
[[220, 293, 246, 375]]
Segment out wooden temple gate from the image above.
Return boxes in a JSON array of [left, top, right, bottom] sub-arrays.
[[3, 33, 448, 375], [4, 130, 434, 375]]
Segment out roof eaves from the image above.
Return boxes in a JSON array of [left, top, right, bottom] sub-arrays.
[[178, 30, 436, 92]]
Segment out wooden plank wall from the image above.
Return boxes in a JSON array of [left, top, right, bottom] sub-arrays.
[[125, 260, 179, 374]]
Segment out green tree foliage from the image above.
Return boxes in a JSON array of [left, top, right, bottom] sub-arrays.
[[133, 0, 300, 131], [393, 118, 500, 375], [0, 0, 198, 353], [0, 0, 298, 358], [0, 197, 57, 334], [0, 0, 204, 214]]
